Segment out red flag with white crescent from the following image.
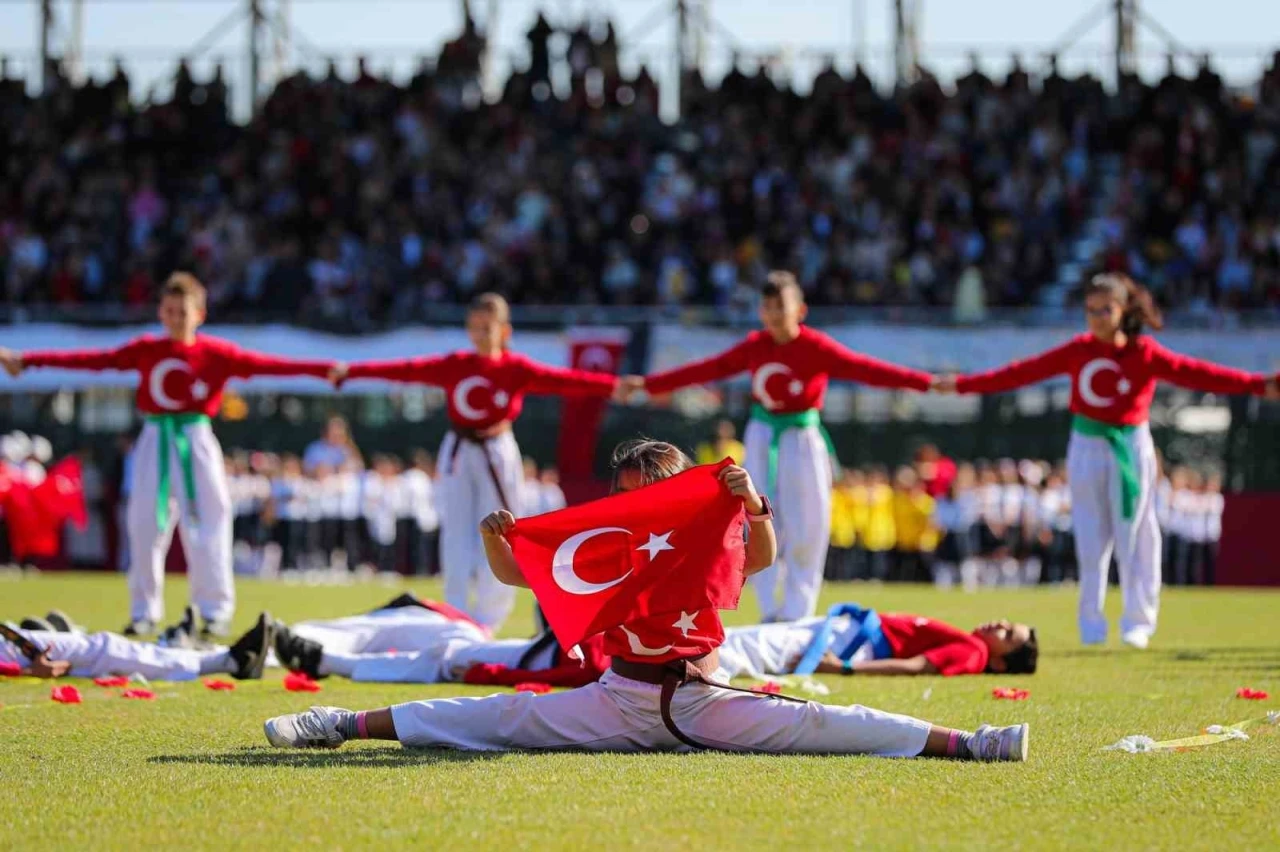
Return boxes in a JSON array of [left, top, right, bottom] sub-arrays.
[[507, 460, 745, 658]]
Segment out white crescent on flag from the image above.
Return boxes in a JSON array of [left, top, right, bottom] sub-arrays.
[[618, 624, 674, 657], [452, 375, 493, 419], [751, 362, 792, 410], [551, 527, 633, 595], [149, 358, 194, 411]]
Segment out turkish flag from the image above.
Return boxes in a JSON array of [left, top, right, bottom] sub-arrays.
[[556, 331, 628, 504], [508, 460, 745, 652]]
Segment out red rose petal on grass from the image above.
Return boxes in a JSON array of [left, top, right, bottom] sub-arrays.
[[992, 687, 1030, 701], [1236, 688, 1270, 700], [50, 685, 82, 704], [283, 672, 322, 693], [203, 679, 236, 691], [93, 676, 129, 687], [514, 682, 552, 694], [753, 681, 783, 695], [121, 688, 156, 700], [0, 661, 20, 677]]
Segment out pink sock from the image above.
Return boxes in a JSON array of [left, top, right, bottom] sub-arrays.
[[355, 711, 369, 739]]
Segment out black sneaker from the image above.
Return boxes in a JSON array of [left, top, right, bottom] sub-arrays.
[[123, 620, 156, 637], [157, 607, 200, 650], [19, 617, 54, 632], [273, 620, 324, 679], [379, 592, 426, 610], [200, 618, 233, 640], [45, 610, 79, 633], [228, 613, 274, 680]]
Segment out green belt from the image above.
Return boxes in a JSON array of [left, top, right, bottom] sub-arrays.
[[749, 404, 837, 499], [145, 413, 209, 529], [1072, 414, 1140, 521]]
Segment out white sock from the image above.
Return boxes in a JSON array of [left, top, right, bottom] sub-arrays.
[[198, 651, 235, 675], [318, 652, 359, 678]]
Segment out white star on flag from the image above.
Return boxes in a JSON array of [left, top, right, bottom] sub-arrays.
[[636, 531, 674, 561], [788, 379, 804, 395], [191, 380, 209, 400], [493, 390, 510, 408], [672, 610, 699, 638]]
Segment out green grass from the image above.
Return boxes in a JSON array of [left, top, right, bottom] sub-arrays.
[[2, 573, 1278, 851]]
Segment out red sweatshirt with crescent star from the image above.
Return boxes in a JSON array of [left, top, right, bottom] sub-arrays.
[[23, 335, 333, 417], [644, 326, 932, 412], [344, 350, 618, 430], [954, 333, 1268, 426]]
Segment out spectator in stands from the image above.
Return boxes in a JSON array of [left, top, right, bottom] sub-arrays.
[[303, 416, 361, 474], [891, 466, 937, 582], [696, 419, 746, 466], [859, 466, 896, 582]]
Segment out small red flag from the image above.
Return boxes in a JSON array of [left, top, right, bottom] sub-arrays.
[[93, 676, 130, 687], [284, 672, 322, 693], [1236, 687, 1269, 701], [513, 682, 553, 695], [121, 688, 156, 700], [993, 687, 1030, 701], [507, 461, 745, 660], [203, 679, 236, 691], [51, 685, 82, 704], [0, 661, 20, 677]]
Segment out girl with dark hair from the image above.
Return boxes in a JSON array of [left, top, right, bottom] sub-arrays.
[[936, 273, 1279, 648]]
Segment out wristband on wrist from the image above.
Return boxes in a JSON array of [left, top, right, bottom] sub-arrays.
[[841, 657, 854, 675], [746, 495, 774, 523]]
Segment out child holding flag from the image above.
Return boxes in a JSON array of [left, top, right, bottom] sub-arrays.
[[0, 274, 335, 636], [635, 273, 932, 621], [264, 439, 1028, 761]]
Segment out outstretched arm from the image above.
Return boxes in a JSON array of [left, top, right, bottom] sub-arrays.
[[1149, 342, 1269, 395], [954, 338, 1078, 394], [221, 345, 334, 380], [5, 340, 144, 374], [479, 510, 531, 588], [522, 360, 619, 397], [343, 354, 454, 386], [817, 336, 933, 390], [643, 340, 754, 395]]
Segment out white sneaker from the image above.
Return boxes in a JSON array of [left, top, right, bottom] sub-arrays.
[[969, 723, 1029, 762], [1121, 631, 1150, 650], [264, 706, 350, 749]]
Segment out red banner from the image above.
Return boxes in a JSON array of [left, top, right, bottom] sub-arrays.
[[1217, 493, 1280, 587], [556, 330, 628, 505]]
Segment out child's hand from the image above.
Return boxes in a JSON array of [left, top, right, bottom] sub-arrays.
[[0, 348, 25, 378], [613, 375, 646, 403], [930, 374, 957, 394], [27, 652, 71, 679], [479, 510, 516, 539], [328, 362, 349, 387], [1266, 376, 1280, 401], [719, 465, 764, 515]]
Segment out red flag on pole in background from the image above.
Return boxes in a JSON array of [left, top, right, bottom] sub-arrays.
[[556, 330, 629, 505], [507, 460, 745, 661]]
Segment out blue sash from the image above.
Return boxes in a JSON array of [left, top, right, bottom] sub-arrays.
[[791, 603, 892, 675]]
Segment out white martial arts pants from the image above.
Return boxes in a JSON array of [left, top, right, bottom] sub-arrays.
[[436, 431, 523, 629], [126, 420, 235, 624], [0, 630, 209, 681], [1066, 424, 1162, 644], [743, 419, 833, 621], [717, 617, 872, 679], [390, 670, 931, 754], [291, 607, 529, 683]]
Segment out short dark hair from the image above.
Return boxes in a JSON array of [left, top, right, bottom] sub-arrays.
[[1000, 628, 1038, 675], [761, 270, 803, 303], [609, 438, 693, 491]]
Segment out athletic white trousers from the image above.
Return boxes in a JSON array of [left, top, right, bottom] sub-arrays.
[[0, 630, 211, 680], [1066, 424, 1162, 644], [127, 420, 234, 624], [743, 420, 833, 621], [390, 669, 931, 754], [291, 607, 536, 683], [436, 430, 524, 629]]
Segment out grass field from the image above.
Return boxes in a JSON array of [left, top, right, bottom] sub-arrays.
[[1, 572, 1278, 851]]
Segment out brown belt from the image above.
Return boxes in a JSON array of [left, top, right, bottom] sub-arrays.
[[443, 423, 514, 511], [610, 651, 807, 750]]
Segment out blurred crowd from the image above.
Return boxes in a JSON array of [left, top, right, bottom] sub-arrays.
[[4, 13, 1280, 322], [824, 443, 1225, 590]]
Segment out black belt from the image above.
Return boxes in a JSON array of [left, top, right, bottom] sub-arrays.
[[610, 652, 806, 750], [442, 427, 514, 512]]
